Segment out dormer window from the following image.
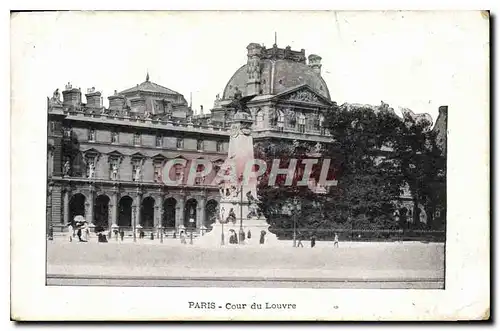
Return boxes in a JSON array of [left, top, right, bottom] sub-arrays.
[[216, 141, 223, 153], [111, 130, 118, 143], [197, 139, 204, 151], [155, 135, 162, 147], [133, 133, 141, 146], [88, 128, 96, 142], [176, 138, 184, 149]]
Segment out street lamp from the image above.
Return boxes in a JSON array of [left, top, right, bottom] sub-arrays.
[[220, 206, 226, 246], [111, 223, 119, 241], [157, 223, 163, 243], [237, 174, 245, 244], [189, 217, 195, 245]]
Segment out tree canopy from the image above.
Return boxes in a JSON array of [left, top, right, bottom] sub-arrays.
[[255, 102, 446, 238]]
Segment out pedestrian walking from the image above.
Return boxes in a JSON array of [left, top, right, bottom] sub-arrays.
[[119, 229, 125, 241], [180, 230, 187, 244], [297, 237, 303, 248], [310, 235, 316, 248], [259, 230, 266, 245], [77, 227, 83, 242], [334, 233, 339, 248], [67, 223, 73, 242]]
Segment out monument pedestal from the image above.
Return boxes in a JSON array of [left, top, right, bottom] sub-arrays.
[[197, 217, 278, 247]]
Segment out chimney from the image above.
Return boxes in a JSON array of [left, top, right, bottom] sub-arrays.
[[108, 90, 125, 111], [439, 105, 448, 115], [85, 87, 102, 108], [129, 97, 146, 113], [62, 82, 82, 107], [308, 54, 322, 76], [246, 43, 263, 96]]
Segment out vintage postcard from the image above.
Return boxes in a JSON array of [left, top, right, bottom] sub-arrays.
[[10, 10, 489, 321]]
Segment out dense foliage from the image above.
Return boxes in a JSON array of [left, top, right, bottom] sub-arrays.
[[255, 102, 446, 239]]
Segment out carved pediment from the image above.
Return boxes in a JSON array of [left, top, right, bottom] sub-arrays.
[[285, 90, 320, 103], [274, 85, 332, 106], [130, 152, 146, 160]]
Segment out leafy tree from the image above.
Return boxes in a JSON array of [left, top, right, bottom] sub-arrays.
[[254, 101, 446, 238]]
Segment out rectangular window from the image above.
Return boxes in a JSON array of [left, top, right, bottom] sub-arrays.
[[216, 141, 223, 152], [111, 130, 119, 143], [133, 133, 141, 146], [49, 121, 56, 134], [298, 124, 305, 133], [176, 138, 184, 149], [197, 139, 204, 151], [155, 135, 162, 147], [88, 128, 96, 142]]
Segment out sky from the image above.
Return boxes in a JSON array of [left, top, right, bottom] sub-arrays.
[[11, 11, 488, 122]]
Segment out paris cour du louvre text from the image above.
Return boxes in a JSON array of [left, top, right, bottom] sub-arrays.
[[45, 40, 447, 239]]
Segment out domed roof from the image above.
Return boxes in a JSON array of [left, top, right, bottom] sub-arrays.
[[222, 59, 331, 101]]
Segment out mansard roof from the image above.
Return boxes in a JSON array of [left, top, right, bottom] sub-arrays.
[[119, 76, 182, 96]]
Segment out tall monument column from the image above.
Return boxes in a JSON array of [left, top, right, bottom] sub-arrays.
[[197, 107, 277, 246]]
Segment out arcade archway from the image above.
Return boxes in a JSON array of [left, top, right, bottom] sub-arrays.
[[141, 197, 155, 228], [69, 193, 86, 224], [94, 194, 110, 231], [163, 197, 176, 229], [184, 198, 197, 228], [118, 196, 133, 227]]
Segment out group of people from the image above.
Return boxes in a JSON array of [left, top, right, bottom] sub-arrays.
[[295, 233, 340, 248], [67, 218, 90, 242]]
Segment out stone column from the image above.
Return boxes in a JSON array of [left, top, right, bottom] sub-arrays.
[[109, 188, 118, 230], [63, 189, 70, 225], [197, 196, 206, 229], [176, 195, 185, 229], [134, 193, 142, 227], [156, 194, 164, 227], [87, 186, 95, 224]]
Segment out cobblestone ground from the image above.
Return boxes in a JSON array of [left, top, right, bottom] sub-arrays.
[[47, 239, 445, 283]]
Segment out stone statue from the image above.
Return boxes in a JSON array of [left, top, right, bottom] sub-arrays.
[[226, 208, 236, 224], [111, 163, 118, 180], [231, 87, 250, 116], [233, 87, 242, 101], [63, 160, 71, 176], [134, 166, 141, 181], [88, 163, 95, 178], [246, 191, 263, 219], [51, 89, 61, 104], [313, 142, 323, 154]]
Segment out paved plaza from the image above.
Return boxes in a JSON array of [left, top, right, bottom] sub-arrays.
[[46, 238, 445, 288]]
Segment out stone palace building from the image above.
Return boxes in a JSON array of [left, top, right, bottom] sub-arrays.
[[46, 42, 336, 237], [46, 41, 447, 237]]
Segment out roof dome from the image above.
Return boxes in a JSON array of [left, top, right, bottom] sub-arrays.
[[222, 58, 331, 101]]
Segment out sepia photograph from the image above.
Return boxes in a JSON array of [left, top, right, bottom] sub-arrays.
[[10, 9, 489, 321]]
